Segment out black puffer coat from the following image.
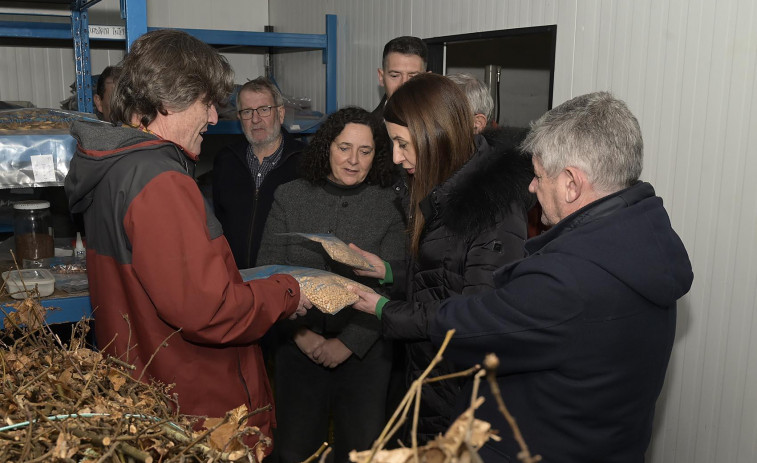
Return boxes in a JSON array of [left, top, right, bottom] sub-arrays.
[[381, 128, 534, 442]]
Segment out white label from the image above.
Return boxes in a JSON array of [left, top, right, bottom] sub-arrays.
[[31, 154, 56, 183], [88, 25, 126, 40]]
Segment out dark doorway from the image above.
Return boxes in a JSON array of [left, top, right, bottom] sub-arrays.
[[425, 25, 556, 129]]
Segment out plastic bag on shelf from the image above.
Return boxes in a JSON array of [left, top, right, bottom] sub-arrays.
[[0, 109, 107, 188]]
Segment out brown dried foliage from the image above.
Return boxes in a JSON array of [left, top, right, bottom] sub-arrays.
[[0, 298, 266, 462], [348, 331, 541, 463]]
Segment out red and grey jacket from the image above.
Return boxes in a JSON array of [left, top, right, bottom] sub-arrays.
[[65, 121, 300, 447]]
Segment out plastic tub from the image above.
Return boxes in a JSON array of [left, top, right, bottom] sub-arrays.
[[2, 268, 55, 299]]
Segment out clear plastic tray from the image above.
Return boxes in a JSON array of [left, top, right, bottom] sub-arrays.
[[2, 268, 55, 299]]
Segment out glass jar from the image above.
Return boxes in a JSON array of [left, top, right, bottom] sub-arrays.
[[13, 200, 54, 261]]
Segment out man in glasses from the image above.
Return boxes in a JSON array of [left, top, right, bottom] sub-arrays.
[[213, 76, 305, 268]]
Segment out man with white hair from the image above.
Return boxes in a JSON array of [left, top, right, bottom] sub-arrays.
[[430, 91, 694, 463], [447, 72, 494, 134]]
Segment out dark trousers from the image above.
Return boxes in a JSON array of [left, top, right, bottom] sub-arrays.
[[273, 338, 392, 463]]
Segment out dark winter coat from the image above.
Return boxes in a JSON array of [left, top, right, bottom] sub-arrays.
[[381, 129, 535, 443], [212, 131, 305, 268], [371, 95, 387, 120], [64, 121, 300, 447], [430, 181, 694, 462]]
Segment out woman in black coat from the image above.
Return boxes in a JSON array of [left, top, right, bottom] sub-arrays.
[[350, 73, 535, 444]]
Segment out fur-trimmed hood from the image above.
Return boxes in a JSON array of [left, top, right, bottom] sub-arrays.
[[419, 127, 535, 237]]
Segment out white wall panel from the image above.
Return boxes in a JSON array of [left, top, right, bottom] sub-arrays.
[[270, 1, 757, 462]]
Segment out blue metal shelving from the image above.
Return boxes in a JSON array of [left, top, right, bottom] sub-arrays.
[[0, 2, 337, 323], [0, 1, 337, 131]]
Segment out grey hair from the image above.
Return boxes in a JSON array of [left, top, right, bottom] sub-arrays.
[[521, 91, 643, 193], [236, 76, 284, 108], [447, 73, 494, 121]]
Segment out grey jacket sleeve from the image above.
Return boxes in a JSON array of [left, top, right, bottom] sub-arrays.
[[337, 196, 408, 357]]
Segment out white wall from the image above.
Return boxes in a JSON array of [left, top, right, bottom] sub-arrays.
[[0, 0, 269, 109], [270, 1, 757, 462]]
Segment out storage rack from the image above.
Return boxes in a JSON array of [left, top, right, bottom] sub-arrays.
[[0, 0, 338, 131], [0, 1, 337, 324]]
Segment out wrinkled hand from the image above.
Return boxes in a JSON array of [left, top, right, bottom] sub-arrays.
[[289, 287, 313, 320], [312, 338, 352, 368], [348, 243, 386, 279], [348, 285, 382, 315], [293, 328, 325, 363]]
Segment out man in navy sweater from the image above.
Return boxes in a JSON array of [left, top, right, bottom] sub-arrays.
[[430, 91, 694, 463]]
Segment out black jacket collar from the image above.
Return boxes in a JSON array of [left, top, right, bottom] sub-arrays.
[[526, 181, 656, 254]]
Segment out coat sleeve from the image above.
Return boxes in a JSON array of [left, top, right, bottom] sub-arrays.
[[461, 202, 527, 294], [382, 205, 527, 342], [429, 255, 583, 374], [379, 212, 410, 299], [124, 171, 299, 346], [337, 204, 408, 357]]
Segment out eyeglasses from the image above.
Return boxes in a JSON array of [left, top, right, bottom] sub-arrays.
[[238, 105, 281, 120]]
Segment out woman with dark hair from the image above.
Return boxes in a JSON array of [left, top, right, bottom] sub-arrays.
[[350, 73, 535, 443], [65, 29, 310, 454], [257, 106, 405, 463]]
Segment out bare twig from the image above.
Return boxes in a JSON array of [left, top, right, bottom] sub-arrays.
[[137, 329, 181, 383], [423, 364, 481, 384], [302, 441, 329, 463], [363, 329, 456, 463], [107, 356, 136, 370], [483, 354, 541, 463], [318, 446, 333, 463]]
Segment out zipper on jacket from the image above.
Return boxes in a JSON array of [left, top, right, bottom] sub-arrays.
[[236, 349, 253, 410], [244, 188, 260, 268]]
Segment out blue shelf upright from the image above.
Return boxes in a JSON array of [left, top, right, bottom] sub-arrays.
[[71, 1, 94, 114]]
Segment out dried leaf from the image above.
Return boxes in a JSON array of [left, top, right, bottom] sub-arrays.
[[52, 431, 79, 459], [1, 296, 268, 461], [204, 405, 247, 452], [108, 368, 127, 392], [58, 367, 75, 387], [254, 434, 272, 462], [3, 298, 47, 331]]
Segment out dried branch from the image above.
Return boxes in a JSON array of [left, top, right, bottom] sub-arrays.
[[423, 364, 481, 384], [137, 329, 181, 383], [483, 354, 541, 463], [362, 329, 456, 463], [1, 297, 264, 462], [302, 441, 329, 463]]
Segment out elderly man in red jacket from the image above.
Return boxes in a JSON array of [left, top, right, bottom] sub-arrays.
[[65, 30, 311, 454]]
